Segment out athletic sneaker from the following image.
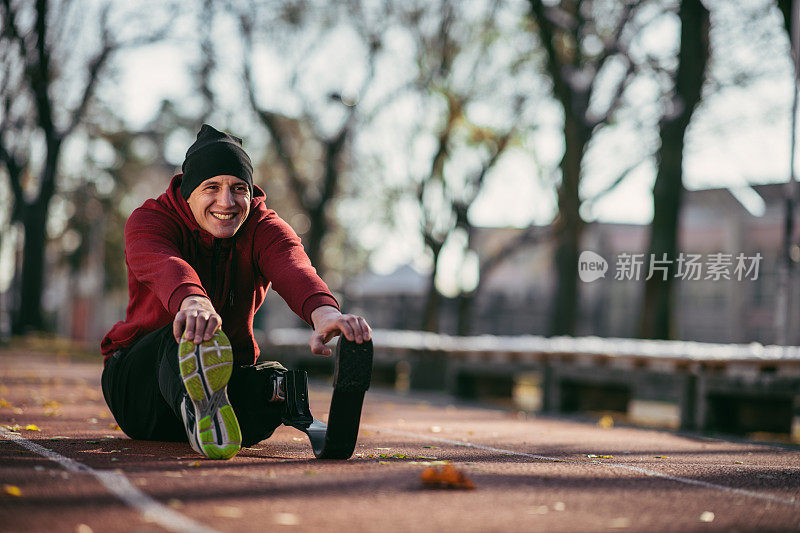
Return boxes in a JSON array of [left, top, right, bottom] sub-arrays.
[[177, 329, 242, 459]]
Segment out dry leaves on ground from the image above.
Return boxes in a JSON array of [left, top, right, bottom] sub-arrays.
[[420, 464, 475, 490]]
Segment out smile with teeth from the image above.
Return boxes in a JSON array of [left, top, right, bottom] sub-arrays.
[[211, 212, 237, 220]]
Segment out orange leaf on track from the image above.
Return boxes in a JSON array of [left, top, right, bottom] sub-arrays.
[[420, 465, 475, 490]]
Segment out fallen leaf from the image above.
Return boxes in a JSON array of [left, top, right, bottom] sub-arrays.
[[24, 424, 40, 431], [422, 446, 438, 449], [734, 461, 743, 464], [654, 456, 670, 459], [699, 511, 715, 523], [3, 484, 21, 496], [608, 517, 630, 529], [420, 464, 475, 490], [274, 513, 299, 526], [214, 506, 243, 518], [430, 426, 442, 433], [109, 424, 121, 430], [587, 454, 613, 459], [598, 415, 614, 429], [0, 399, 11, 408], [6, 424, 21, 432], [189, 461, 201, 467]]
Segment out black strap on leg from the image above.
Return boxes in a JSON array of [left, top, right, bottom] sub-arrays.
[[282, 337, 373, 459]]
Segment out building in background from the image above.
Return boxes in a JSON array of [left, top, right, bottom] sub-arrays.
[[336, 183, 797, 345]]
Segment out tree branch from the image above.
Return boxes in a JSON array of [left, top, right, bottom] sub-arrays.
[[582, 156, 647, 209], [64, 8, 115, 136], [240, 16, 309, 212]]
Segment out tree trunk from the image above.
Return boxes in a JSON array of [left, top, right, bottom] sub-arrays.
[[639, 0, 709, 339], [549, 117, 586, 336], [305, 207, 326, 277], [421, 247, 443, 332], [456, 289, 475, 336], [14, 202, 48, 333], [12, 139, 61, 334], [639, 121, 685, 339]]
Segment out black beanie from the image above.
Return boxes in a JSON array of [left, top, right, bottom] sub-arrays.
[[180, 124, 254, 199]]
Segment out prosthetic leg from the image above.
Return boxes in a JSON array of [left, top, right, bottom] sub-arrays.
[[282, 337, 373, 459]]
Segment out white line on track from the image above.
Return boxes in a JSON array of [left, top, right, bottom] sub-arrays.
[[368, 425, 800, 508], [0, 427, 220, 533]]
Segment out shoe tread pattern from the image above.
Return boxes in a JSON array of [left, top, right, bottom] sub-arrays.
[[178, 330, 241, 460]]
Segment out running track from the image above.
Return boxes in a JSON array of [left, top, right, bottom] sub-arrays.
[[1, 347, 799, 532]]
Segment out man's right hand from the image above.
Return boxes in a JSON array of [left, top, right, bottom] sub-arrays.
[[173, 295, 221, 344]]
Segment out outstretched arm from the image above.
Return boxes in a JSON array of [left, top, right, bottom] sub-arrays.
[[309, 305, 372, 356]]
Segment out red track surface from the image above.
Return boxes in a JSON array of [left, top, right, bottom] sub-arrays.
[[1, 348, 799, 532]]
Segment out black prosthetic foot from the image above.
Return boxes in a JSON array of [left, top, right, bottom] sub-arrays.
[[282, 337, 373, 459]]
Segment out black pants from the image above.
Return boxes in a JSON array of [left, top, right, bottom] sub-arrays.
[[101, 325, 285, 447]]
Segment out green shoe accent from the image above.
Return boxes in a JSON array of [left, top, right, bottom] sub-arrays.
[[180, 358, 197, 376], [205, 366, 232, 391], [204, 443, 240, 460], [220, 405, 241, 442], [179, 339, 196, 358], [184, 376, 205, 401], [199, 416, 211, 431], [202, 348, 233, 367]]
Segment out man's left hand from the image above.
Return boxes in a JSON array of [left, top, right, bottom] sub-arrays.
[[309, 306, 372, 356]]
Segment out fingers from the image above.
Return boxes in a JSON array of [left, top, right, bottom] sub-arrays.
[[337, 317, 356, 342], [175, 307, 221, 345], [309, 334, 332, 356], [337, 314, 371, 343], [356, 316, 371, 342], [201, 314, 221, 342], [173, 315, 186, 343], [183, 311, 198, 343]]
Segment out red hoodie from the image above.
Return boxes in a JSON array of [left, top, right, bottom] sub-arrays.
[[100, 175, 339, 364]]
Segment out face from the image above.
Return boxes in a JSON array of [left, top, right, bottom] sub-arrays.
[[186, 175, 251, 238]]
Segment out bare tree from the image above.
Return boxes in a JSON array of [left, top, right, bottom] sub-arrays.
[[639, 0, 710, 339], [239, 1, 383, 277], [389, 0, 540, 332], [527, 0, 645, 335], [0, 0, 169, 333]]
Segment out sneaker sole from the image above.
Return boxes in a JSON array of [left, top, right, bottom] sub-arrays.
[[178, 330, 241, 459]]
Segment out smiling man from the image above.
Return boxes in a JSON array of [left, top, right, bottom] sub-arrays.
[[100, 124, 371, 459]]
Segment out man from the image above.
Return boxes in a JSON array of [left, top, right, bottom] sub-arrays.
[[101, 124, 371, 459]]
